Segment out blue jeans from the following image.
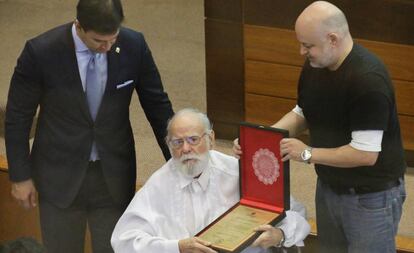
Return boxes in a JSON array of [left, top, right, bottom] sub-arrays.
[[315, 177, 406, 253]]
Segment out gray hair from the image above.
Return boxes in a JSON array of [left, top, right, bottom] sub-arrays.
[[166, 108, 212, 140]]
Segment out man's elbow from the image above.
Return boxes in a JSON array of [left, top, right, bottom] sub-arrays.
[[362, 152, 379, 166]]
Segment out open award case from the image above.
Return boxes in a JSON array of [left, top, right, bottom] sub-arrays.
[[197, 122, 290, 253]]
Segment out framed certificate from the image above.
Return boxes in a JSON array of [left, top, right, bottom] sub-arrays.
[[197, 122, 290, 253]]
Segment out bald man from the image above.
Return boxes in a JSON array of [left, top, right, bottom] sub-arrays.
[[232, 1, 406, 253]]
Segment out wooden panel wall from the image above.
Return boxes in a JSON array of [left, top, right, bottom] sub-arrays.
[[205, 0, 244, 139], [243, 0, 414, 45], [205, 2, 414, 248], [244, 26, 300, 129], [0, 155, 92, 252], [0, 170, 42, 243], [244, 25, 414, 151], [0, 157, 42, 244], [205, 0, 414, 158]]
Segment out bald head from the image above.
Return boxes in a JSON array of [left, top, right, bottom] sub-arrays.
[[296, 1, 349, 38], [295, 1, 353, 70]]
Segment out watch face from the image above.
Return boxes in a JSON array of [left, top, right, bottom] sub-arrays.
[[301, 149, 311, 161]]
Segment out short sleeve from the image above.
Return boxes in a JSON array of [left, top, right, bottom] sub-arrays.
[[350, 92, 390, 131], [349, 73, 392, 131]]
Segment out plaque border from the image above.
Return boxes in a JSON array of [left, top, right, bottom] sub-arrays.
[[197, 203, 286, 253], [196, 122, 290, 253]]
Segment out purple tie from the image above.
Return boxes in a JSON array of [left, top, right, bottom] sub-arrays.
[[86, 52, 103, 161], [86, 53, 103, 120]]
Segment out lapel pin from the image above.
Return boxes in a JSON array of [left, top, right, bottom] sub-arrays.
[[115, 47, 120, 53]]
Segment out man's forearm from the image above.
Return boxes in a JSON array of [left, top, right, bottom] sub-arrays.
[[271, 111, 307, 137], [311, 144, 379, 168]]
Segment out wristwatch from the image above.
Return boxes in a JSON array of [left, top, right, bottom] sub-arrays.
[[300, 146, 313, 164]]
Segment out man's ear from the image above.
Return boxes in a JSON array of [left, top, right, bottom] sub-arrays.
[[208, 130, 215, 149], [74, 19, 83, 33], [328, 32, 339, 47]]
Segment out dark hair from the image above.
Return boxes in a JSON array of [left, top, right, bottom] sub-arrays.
[[76, 0, 124, 34], [0, 237, 45, 253]]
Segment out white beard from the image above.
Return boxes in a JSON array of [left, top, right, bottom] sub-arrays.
[[172, 151, 210, 177]]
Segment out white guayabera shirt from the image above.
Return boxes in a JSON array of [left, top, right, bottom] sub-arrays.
[[111, 150, 310, 253]]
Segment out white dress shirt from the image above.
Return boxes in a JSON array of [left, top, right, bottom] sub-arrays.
[[71, 24, 107, 93], [111, 150, 310, 253]]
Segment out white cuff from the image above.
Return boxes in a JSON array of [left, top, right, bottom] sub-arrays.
[[350, 130, 383, 152], [292, 105, 305, 118]]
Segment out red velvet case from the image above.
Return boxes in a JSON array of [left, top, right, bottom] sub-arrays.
[[239, 122, 290, 213], [197, 122, 290, 253]]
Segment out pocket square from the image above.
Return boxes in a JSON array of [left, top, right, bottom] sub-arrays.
[[116, 80, 134, 89]]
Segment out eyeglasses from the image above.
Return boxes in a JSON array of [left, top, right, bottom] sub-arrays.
[[169, 133, 208, 149]]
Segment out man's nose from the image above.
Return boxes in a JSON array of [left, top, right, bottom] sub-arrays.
[[182, 141, 192, 153], [300, 45, 307, 56], [102, 41, 113, 52]]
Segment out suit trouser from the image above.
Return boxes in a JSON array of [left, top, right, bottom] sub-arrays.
[[39, 161, 125, 253]]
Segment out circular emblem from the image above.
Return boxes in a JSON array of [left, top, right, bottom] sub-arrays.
[[252, 148, 280, 185]]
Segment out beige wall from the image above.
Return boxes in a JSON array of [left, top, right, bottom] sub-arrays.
[[0, 0, 205, 184]]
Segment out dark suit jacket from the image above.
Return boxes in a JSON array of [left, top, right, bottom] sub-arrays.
[[5, 23, 174, 208]]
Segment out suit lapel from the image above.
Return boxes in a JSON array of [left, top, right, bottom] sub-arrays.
[[59, 23, 92, 122], [105, 42, 121, 93], [59, 24, 122, 123]]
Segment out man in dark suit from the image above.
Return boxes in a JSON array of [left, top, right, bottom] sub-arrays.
[[5, 0, 174, 252]]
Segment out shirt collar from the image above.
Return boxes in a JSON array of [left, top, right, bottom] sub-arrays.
[[71, 23, 89, 53], [196, 165, 211, 191]]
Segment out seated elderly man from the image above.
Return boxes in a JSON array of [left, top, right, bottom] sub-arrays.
[[111, 108, 310, 253]]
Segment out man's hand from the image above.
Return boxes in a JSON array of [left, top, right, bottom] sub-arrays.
[[280, 138, 307, 162], [232, 138, 242, 159], [11, 179, 37, 209], [251, 225, 284, 249], [178, 237, 217, 253]]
